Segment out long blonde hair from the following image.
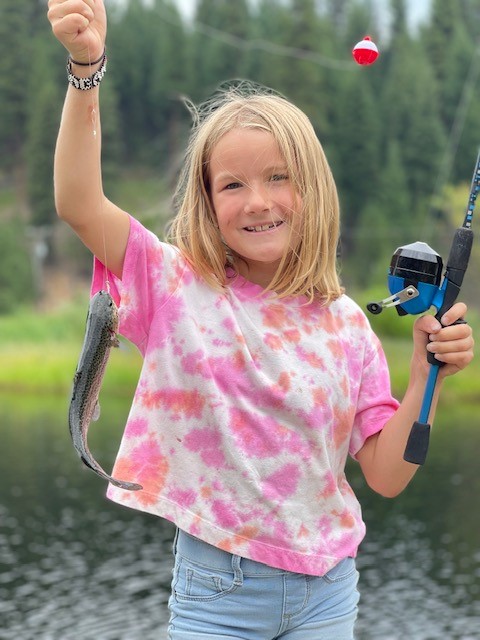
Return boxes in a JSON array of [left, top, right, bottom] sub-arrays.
[[168, 81, 343, 304]]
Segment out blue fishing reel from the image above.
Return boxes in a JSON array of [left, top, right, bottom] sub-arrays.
[[367, 241, 446, 317], [366, 149, 479, 467]]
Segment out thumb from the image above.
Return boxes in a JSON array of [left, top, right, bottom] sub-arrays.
[[412, 314, 442, 351]]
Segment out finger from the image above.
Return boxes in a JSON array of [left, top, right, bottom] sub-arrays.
[[414, 313, 441, 334], [440, 302, 468, 326], [48, 0, 94, 17], [51, 14, 90, 39], [433, 349, 474, 369], [430, 322, 472, 343], [427, 336, 473, 357]]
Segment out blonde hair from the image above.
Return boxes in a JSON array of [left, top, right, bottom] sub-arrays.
[[168, 81, 343, 304]]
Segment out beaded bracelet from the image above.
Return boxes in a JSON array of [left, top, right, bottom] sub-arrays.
[[67, 51, 107, 91]]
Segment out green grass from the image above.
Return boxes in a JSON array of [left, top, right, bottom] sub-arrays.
[[0, 341, 142, 396], [0, 300, 142, 396], [382, 336, 480, 403], [0, 300, 87, 346]]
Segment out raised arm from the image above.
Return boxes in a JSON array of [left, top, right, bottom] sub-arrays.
[[48, 0, 129, 278]]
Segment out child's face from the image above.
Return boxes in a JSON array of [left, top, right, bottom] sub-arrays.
[[209, 128, 302, 288]]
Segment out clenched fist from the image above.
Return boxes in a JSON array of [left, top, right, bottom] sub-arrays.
[[47, 0, 107, 63]]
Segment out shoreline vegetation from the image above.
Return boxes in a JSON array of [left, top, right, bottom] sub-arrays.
[[0, 295, 141, 398], [1, 295, 479, 406]]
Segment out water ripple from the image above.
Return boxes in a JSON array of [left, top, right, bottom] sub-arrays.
[[2, 404, 479, 639]]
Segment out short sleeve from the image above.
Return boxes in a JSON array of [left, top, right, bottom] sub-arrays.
[[91, 216, 183, 353]]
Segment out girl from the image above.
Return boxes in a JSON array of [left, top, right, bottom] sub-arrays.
[[48, 1, 474, 638]]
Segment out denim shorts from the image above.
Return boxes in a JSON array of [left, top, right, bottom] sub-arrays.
[[167, 530, 359, 640]]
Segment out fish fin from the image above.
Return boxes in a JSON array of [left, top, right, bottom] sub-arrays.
[[92, 402, 101, 421]]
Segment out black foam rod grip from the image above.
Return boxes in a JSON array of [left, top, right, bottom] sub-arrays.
[[446, 228, 473, 277], [403, 421, 431, 465]]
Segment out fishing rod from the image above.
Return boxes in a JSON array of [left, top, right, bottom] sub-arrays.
[[367, 149, 480, 465]]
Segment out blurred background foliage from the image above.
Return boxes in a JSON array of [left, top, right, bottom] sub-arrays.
[[1, 0, 479, 318]]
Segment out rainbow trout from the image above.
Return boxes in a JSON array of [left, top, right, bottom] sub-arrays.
[[69, 290, 142, 491]]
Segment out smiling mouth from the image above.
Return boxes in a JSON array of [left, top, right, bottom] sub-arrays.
[[244, 221, 284, 233]]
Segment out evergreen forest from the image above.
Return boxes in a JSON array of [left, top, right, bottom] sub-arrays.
[[1, 0, 480, 312]]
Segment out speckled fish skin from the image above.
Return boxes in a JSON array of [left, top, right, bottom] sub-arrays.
[[69, 290, 142, 491]]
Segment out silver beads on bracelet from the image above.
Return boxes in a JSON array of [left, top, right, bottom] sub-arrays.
[[67, 51, 107, 91]]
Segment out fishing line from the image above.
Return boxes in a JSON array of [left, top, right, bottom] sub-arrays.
[[87, 42, 111, 294], [145, 4, 356, 71]]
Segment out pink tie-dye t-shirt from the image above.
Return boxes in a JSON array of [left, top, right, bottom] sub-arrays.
[[92, 216, 399, 576]]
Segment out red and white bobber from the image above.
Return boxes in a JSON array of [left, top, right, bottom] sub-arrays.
[[352, 36, 379, 65]]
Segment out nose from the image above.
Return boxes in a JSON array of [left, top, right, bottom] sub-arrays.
[[244, 184, 271, 215]]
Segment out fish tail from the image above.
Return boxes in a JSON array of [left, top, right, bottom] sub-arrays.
[[108, 477, 143, 492], [79, 451, 143, 492]]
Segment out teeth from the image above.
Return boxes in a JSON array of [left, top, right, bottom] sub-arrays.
[[245, 222, 282, 232]]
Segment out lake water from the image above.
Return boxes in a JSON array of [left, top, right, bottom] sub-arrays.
[[1, 393, 479, 639]]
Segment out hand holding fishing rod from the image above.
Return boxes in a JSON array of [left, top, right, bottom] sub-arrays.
[[368, 150, 479, 465]]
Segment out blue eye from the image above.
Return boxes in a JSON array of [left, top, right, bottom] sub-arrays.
[[271, 174, 288, 182], [225, 182, 241, 190]]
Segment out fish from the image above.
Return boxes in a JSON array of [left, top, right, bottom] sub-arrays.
[[68, 290, 143, 491]]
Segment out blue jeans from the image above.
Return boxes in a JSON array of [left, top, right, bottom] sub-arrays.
[[168, 530, 359, 639]]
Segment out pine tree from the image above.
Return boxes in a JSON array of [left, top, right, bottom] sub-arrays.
[[246, 0, 293, 92], [400, 52, 446, 214], [147, 0, 189, 171], [0, 219, 34, 312], [331, 70, 381, 245], [377, 139, 412, 247], [324, 0, 350, 33], [343, 0, 378, 55], [101, 79, 123, 199], [191, 0, 251, 99], [424, 0, 463, 90], [26, 36, 63, 231], [108, 0, 159, 161], [390, 0, 408, 40], [437, 22, 480, 183], [0, 0, 32, 169], [278, 0, 334, 134], [459, 0, 480, 39], [381, 36, 445, 214]]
